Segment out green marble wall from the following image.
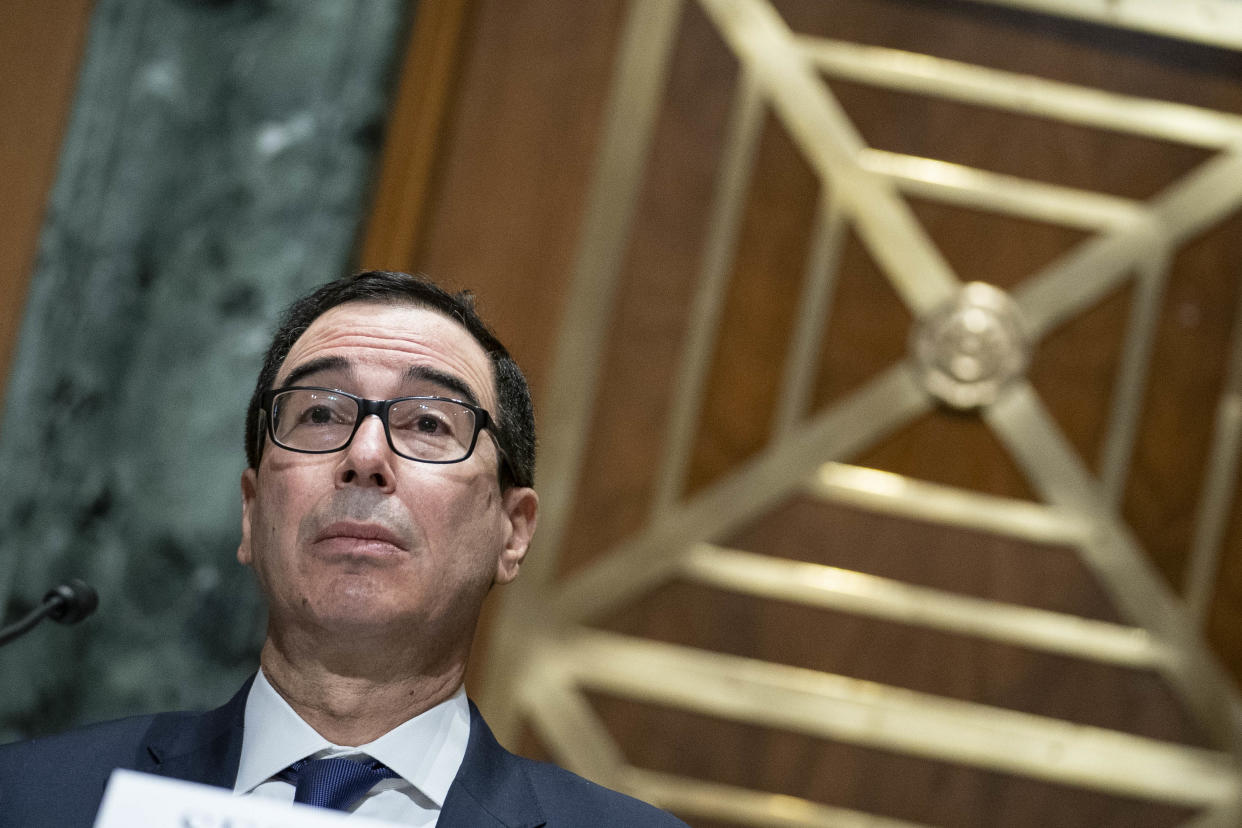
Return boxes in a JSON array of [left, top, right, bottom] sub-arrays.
[[0, 0, 410, 740]]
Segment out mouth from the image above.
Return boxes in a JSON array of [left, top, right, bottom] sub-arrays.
[[313, 521, 409, 556]]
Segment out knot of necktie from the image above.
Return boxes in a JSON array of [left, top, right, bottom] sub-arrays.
[[279, 756, 400, 811]]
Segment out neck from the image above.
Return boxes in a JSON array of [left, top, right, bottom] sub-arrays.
[[258, 632, 467, 746]]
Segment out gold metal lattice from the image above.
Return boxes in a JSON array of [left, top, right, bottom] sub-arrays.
[[482, 1, 1242, 824]]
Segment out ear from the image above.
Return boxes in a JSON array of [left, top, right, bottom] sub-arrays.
[[237, 468, 258, 567], [494, 486, 538, 585]]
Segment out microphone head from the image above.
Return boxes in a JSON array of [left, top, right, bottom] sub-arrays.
[[43, 579, 99, 625]]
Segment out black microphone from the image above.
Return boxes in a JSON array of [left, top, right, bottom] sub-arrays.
[[0, 579, 99, 648], [43, 579, 99, 625]]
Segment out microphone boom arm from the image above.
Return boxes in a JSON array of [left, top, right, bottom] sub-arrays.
[[0, 579, 98, 648]]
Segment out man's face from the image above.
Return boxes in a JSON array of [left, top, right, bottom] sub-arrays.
[[237, 301, 537, 652]]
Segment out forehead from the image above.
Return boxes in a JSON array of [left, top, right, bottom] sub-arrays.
[[277, 301, 496, 409]]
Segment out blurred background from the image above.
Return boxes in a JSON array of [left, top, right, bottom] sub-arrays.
[[4, 1, 1242, 825]]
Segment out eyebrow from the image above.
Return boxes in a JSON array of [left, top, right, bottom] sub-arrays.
[[279, 356, 349, 389], [278, 357, 482, 408], [407, 365, 480, 408]]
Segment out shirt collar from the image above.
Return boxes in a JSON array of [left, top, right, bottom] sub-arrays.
[[234, 669, 470, 808]]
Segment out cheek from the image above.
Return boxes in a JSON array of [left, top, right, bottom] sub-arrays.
[[422, 481, 503, 560], [248, 480, 305, 569]]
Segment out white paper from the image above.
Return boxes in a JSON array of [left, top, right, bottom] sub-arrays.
[[94, 768, 405, 828]]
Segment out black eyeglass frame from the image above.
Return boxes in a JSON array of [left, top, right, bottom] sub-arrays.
[[258, 386, 514, 482]]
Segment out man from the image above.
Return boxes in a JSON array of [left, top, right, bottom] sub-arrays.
[[0, 271, 685, 826]]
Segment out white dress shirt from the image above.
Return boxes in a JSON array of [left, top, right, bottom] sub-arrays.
[[232, 670, 470, 825]]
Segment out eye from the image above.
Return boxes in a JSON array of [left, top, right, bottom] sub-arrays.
[[391, 402, 457, 437], [416, 414, 446, 433], [295, 401, 351, 426], [278, 391, 354, 429], [303, 405, 336, 425]]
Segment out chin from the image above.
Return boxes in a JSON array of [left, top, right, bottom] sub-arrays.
[[321, 589, 425, 627]]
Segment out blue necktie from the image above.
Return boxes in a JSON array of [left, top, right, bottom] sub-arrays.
[[280, 756, 400, 811]]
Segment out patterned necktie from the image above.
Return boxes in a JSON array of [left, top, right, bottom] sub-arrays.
[[279, 756, 400, 811]]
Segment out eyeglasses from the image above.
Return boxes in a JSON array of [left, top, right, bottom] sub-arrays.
[[259, 387, 510, 475]]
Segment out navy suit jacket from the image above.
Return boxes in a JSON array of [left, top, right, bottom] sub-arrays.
[[0, 678, 685, 827]]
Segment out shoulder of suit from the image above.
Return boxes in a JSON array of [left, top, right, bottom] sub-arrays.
[[0, 702, 227, 771], [461, 701, 687, 826], [0, 712, 159, 756], [509, 754, 689, 827]]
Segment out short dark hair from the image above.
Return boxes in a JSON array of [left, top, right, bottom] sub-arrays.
[[244, 271, 535, 489]]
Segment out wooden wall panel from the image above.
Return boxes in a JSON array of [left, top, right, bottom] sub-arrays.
[[358, 0, 629, 694], [587, 695, 1198, 828], [560, 0, 745, 566], [362, 0, 1242, 822], [0, 0, 94, 409], [398, 0, 627, 393]]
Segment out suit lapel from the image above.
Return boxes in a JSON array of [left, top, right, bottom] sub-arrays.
[[126, 680, 545, 825], [439, 702, 546, 828], [138, 676, 252, 789]]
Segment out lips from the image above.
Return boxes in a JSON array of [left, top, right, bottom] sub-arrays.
[[313, 521, 409, 555]]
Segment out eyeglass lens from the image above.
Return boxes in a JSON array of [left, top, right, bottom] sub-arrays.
[[270, 389, 478, 461]]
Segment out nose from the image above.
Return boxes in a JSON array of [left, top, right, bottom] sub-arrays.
[[335, 415, 397, 492]]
